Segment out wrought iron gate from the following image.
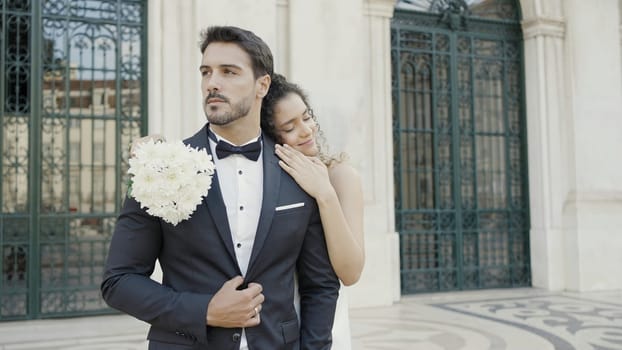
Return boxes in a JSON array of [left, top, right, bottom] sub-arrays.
[[392, 0, 530, 293], [0, 0, 146, 320]]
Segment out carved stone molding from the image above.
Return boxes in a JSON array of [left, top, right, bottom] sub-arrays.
[[522, 16, 565, 39], [363, 0, 395, 18]]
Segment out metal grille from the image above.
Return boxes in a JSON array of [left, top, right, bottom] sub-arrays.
[[1, 0, 146, 320], [396, 0, 521, 22], [392, 1, 530, 294]]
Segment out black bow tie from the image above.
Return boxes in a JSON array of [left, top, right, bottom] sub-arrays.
[[208, 129, 262, 161]]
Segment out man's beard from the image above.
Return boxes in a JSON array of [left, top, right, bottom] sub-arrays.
[[204, 93, 253, 126]]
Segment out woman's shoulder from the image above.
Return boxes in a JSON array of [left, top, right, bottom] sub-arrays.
[[328, 161, 362, 189], [328, 160, 357, 174]]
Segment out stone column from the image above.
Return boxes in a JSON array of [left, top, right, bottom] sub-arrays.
[[562, 0, 622, 291], [275, 0, 290, 74], [520, 0, 568, 291], [358, 0, 400, 304], [287, 0, 399, 307], [522, 0, 622, 291], [148, 0, 203, 141]]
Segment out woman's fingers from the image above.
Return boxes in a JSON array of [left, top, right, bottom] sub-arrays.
[[275, 145, 298, 168], [276, 144, 312, 169], [278, 160, 295, 176]]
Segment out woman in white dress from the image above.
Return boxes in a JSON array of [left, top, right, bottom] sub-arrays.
[[261, 73, 365, 350]]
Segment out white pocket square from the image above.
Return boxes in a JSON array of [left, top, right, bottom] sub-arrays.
[[275, 202, 305, 211]]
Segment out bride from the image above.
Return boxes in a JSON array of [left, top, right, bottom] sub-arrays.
[[261, 73, 365, 350]]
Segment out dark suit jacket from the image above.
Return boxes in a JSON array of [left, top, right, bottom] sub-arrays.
[[101, 124, 339, 350]]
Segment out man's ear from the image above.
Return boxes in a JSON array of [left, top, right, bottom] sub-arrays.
[[256, 74, 271, 98]]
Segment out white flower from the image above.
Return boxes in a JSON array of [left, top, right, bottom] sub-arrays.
[[128, 139, 215, 225]]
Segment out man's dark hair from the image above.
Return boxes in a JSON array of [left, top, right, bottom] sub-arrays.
[[199, 26, 274, 79]]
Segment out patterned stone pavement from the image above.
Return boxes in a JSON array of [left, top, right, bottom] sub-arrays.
[[0, 288, 620, 349], [350, 289, 622, 350]]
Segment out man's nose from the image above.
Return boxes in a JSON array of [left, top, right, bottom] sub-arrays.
[[205, 74, 221, 92]]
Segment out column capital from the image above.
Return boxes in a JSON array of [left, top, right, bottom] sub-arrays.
[[363, 0, 395, 18], [522, 16, 565, 39]]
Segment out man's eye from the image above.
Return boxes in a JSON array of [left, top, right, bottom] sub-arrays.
[[224, 69, 236, 75]]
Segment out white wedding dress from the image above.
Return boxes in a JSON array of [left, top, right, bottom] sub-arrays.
[[294, 280, 352, 350]]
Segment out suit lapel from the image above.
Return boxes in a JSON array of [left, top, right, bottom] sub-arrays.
[[246, 135, 280, 275], [187, 124, 238, 268]]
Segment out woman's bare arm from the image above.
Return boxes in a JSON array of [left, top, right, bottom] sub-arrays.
[[275, 144, 365, 285]]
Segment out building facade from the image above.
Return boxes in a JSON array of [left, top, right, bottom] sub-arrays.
[[145, 0, 622, 307], [0, 0, 621, 320]]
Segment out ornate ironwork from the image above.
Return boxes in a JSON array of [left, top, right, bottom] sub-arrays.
[[396, 0, 520, 21], [392, 0, 529, 294], [1, 0, 146, 320]]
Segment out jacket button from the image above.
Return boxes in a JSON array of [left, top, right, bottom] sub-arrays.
[[232, 332, 241, 342]]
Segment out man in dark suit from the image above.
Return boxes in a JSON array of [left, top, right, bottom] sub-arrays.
[[101, 26, 339, 350]]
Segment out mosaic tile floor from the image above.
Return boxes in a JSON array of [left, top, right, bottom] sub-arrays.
[[1, 288, 620, 350], [350, 289, 622, 350]]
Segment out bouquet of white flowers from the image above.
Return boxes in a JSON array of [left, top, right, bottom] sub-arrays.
[[127, 139, 215, 225]]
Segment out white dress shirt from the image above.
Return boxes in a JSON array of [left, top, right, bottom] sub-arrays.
[[208, 129, 263, 350]]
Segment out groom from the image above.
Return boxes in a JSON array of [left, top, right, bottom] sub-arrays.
[[101, 26, 339, 350]]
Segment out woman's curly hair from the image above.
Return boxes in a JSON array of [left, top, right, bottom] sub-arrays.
[[261, 73, 344, 166]]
